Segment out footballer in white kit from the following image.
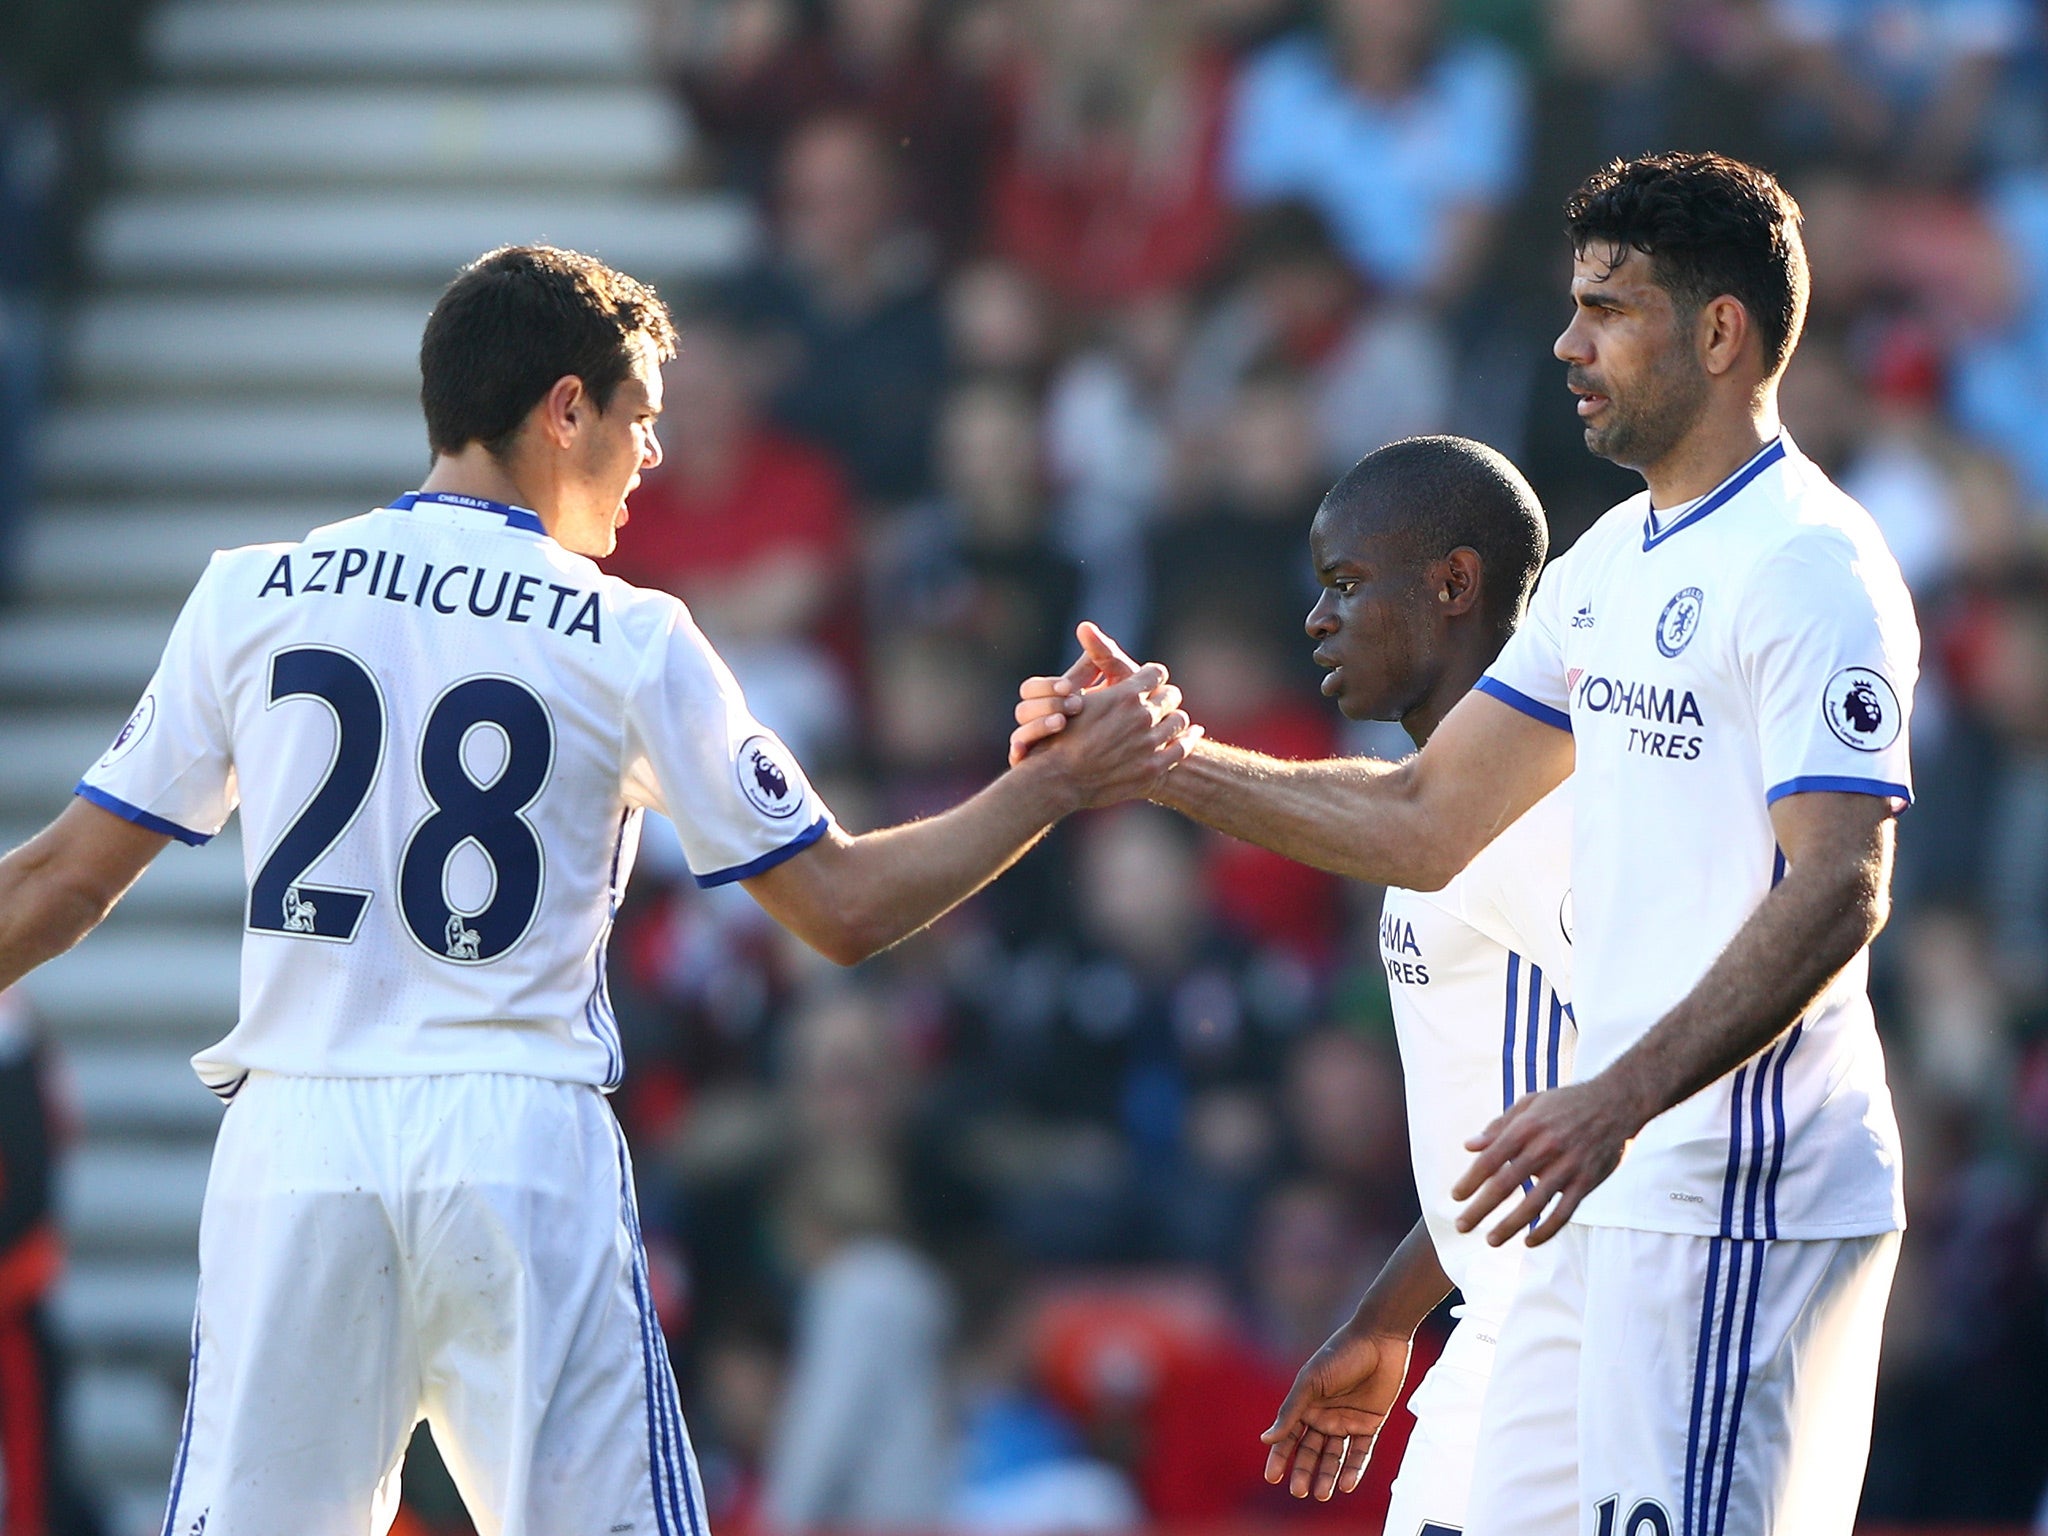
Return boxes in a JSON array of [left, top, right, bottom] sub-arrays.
[[0, 247, 1195, 1536], [1019, 154, 1916, 1536], [1011, 437, 1576, 1534]]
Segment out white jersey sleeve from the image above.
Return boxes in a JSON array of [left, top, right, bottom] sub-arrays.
[[1475, 546, 1575, 732], [1737, 532, 1917, 810], [77, 553, 240, 843], [622, 601, 832, 886]]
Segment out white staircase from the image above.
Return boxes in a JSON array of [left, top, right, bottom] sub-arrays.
[[11, 7, 751, 1528]]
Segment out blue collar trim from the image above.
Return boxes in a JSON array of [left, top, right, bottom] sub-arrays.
[[1641, 438, 1785, 551], [391, 490, 547, 535]]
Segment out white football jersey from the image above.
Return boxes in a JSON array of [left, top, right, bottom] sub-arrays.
[[78, 493, 833, 1099], [1381, 779, 1575, 1324], [1479, 434, 1916, 1238]]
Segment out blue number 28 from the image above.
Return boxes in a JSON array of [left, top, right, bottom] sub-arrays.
[[248, 647, 554, 964]]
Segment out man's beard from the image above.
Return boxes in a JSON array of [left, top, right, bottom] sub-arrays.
[[1577, 348, 1710, 474]]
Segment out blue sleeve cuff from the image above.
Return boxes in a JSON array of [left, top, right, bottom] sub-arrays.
[[74, 782, 213, 846], [1474, 677, 1572, 734], [1765, 775, 1913, 811], [694, 815, 830, 888]]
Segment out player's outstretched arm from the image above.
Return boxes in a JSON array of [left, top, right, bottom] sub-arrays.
[[1454, 789, 1897, 1246], [1262, 1219, 1454, 1501], [0, 800, 172, 995], [1014, 623, 1572, 892], [743, 667, 1194, 966]]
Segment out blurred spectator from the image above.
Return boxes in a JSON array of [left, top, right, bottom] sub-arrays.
[[1136, 1181, 1422, 1524], [1772, 0, 2028, 181], [948, 1280, 1143, 1535], [988, 0, 1234, 310], [1042, 294, 1186, 641], [946, 259, 1058, 384], [872, 378, 1082, 684], [0, 989, 92, 1536], [611, 310, 859, 761], [728, 112, 950, 506], [1175, 201, 1455, 478], [1280, 1028, 1416, 1254], [1160, 607, 1344, 963], [1952, 168, 2048, 512], [1225, 0, 1528, 308], [761, 1150, 954, 1534], [663, 0, 994, 247]]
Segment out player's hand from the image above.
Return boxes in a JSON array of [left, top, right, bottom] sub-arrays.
[[1450, 1076, 1644, 1246], [1032, 662, 1198, 808], [1009, 621, 1144, 767], [1259, 1323, 1413, 1501]]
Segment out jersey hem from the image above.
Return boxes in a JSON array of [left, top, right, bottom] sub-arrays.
[[1566, 1211, 1905, 1239], [1474, 677, 1571, 734], [1764, 775, 1913, 810], [74, 781, 213, 846], [693, 814, 829, 887]]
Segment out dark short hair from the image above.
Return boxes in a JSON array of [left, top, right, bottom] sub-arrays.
[[1322, 435, 1549, 638], [1565, 152, 1808, 378], [420, 245, 679, 459]]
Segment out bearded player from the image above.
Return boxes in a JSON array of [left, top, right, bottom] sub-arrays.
[[1020, 152, 1915, 1536]]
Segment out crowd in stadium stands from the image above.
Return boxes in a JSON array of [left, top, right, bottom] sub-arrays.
[[9, 0, 2048, 1529], [593, 0, 2048, 1529]]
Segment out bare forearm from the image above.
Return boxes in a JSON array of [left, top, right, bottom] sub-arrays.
[[750, 758, 1075, 965], [1601, 851, 1888, 1129], [0, 833, 132, 993], [1345, 1219, 1453, 1341], [1149, 740, 1448, 888]]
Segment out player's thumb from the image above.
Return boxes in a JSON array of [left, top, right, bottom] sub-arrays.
[[1077, 620, 1139, 682], [1260, 1387, 1310, 1444]]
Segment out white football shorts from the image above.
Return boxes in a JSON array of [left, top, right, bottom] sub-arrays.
[[1381, 1310, 1499, 1536], [158, 1071, 707, 1536], [1465, 1223, 1899, 1536]]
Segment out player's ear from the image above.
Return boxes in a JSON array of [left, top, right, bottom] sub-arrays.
[[1440, 548, 1484, 618], [1699, 295, 1749, 379], [536, 374, 585, 449]]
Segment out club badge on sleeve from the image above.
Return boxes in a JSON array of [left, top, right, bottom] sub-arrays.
[[736, 734, 803, 820], [1822, 667, 1901, 752]]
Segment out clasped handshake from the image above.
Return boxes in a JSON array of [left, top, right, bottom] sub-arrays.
[[1006, 621, 1201, 803]]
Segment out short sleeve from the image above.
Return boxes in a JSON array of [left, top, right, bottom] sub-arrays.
[[76, 558, 237, 844], [622, 603, 833, 887], [1740, 533, 1918, 812], [1476, 549, 1574, 733]]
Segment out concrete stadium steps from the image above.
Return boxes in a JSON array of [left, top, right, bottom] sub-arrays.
[[22, 501, 342, 597], [66, 1046, 230, 1138], [90, 189, 755, 285], [39, 400, 430, 492], [70, 294, 436, 393], [0, 715, 127, 812], [57, 1263, 201, 1361], [0, 609, 184, 699], [61, 1144, 215, 1256], [23, 1, 729, 1523], [149, 1, 654, 80], [25, 930, 241, 1038], [115, 87, 690, 187]]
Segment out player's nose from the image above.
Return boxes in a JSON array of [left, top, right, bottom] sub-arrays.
[[641, 429, 664, 470], [1305, 592, 1338, 639], [1554, 314, 1591, 364]]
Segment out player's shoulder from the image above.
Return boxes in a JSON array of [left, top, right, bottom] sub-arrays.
[[1736, 439, 1913, 607]]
